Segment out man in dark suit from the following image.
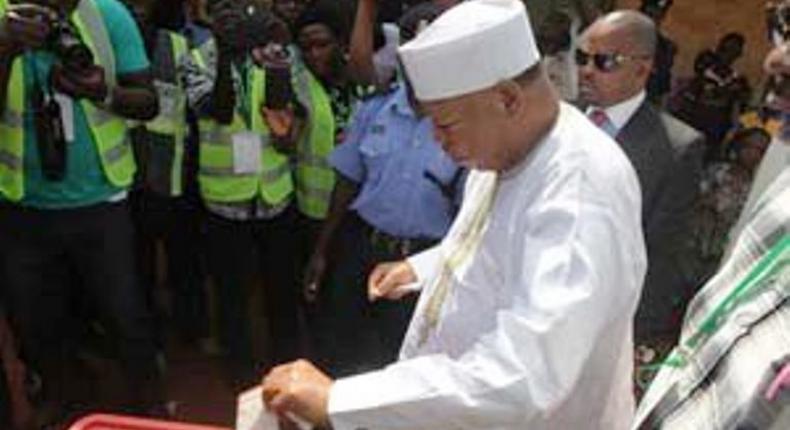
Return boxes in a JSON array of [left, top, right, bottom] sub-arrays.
[[576, 11, 704, 346]]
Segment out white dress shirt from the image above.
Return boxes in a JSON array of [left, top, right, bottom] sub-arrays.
[[327, 103, 647, 430], [587, 91, 647, 135]]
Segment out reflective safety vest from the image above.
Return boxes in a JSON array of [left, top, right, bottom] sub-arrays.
[[292, 61, 336, 220], [193, 40, 293, 205], [133, 30, 189, 197], [0, 0, 135, 202]]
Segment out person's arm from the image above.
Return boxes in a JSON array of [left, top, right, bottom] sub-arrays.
[[110, 71, 158, 120], [0, 4, 53, 114], [209, 48, 236, 124], [636, 129, 704, 336], [329, 185, 646, 429], [348, 0, 379, 86], [303, 100, 374, 302], [265, 167, 647, 429], [303, 176, 360, 300], [312, 176, 359, 259], [53, 0, 158, 121], [206, 2, 245, 124]]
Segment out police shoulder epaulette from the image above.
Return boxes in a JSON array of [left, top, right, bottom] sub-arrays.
[[362, 82, 398, 100]]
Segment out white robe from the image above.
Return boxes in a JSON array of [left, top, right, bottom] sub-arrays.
[[327, 103, 647, 429]]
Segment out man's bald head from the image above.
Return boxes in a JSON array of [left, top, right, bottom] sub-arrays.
[[589, 10, 658, 58], [578, 10, 657, 108]]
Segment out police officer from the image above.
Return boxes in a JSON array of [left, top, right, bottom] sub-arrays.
[[303, 1, 465, 376], [0, 0, 163, 416]]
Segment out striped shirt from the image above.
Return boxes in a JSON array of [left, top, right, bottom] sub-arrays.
[[633, 168, 790, 429]]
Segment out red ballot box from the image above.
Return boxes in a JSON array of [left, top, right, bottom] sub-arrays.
[[68, 414, 232, 430]]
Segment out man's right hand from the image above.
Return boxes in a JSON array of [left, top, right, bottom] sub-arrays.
[[368, 260, 418, 302], [303, 251, 328, 304], [0, 4, 55, 58]]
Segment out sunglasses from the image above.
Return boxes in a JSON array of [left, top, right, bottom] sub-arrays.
[[574, 49, 650, 73]]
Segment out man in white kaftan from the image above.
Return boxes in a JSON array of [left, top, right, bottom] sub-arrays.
[[260, 1, 647, 429]]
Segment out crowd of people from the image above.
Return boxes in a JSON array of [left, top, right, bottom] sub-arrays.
[[0, 0, 786, 429]]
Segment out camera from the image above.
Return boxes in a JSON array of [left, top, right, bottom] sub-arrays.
[[47, 18, 93, 69], [32, 89, 68, 181], [261, 43, 293, 109]]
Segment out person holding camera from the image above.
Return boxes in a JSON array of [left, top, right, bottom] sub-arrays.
[[0, 0, 164, 420], [191, 0, 308, 389], [124, 0, 211, 349]]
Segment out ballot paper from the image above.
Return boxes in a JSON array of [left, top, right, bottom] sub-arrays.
[[236, 387, 312, 430]]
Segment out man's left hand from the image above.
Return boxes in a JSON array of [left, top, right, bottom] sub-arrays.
[[262, 359, 333, 429], [51, 63, 109, 103]]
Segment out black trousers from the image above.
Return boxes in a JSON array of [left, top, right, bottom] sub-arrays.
[[131, 191, 208, 343], [0, 201, 163, 412], [311, 215, 428, 377], [205, 205, 304, 387], [0, 361, 9, 429]]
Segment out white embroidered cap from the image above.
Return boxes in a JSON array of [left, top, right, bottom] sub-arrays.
[[398, 0, 541, 102]]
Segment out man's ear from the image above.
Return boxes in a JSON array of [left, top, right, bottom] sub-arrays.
[[494, 79, 523, 118], [639, 60, 655, 82]]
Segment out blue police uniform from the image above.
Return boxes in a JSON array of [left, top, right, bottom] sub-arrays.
[[314, 84, 465, 376]]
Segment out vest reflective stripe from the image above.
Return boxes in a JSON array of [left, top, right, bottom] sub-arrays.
[[72, 3, 135, 189], [200, 160, 291, 183], [292, 64, 335, 220], [297, 153, 332, 169], [74, 0, 116, 89], [140, 31, 189, 196], [2, 110, 23, 127], [0, 0, 134, 201], [0, 150, 22, 170], [195, 41, 293, 205], [0, 53, 24, 200]]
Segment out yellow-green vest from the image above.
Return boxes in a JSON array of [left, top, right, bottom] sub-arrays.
[[0, 0, 135, 202], [292, 61, 336, 220], [133, 30, 189, 197], [193, 40, 293, 205]]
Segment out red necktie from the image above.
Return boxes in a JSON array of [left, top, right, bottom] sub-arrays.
[[589, 109, 611, 128]]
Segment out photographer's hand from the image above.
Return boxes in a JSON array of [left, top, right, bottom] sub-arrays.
[[51, 63, 108, 103], [51, 63, 159, 121], [0, 4, 56, 58], [210, 0, 245, 54]]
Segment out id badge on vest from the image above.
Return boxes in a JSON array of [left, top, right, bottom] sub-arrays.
[[155, 81, 180, 119], [232, 131, 263, 175]]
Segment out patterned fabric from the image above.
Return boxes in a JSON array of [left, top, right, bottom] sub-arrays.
[[633, 168, 790, 430], [690, 162, 753, 282], [325, 84, 370, 142]]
